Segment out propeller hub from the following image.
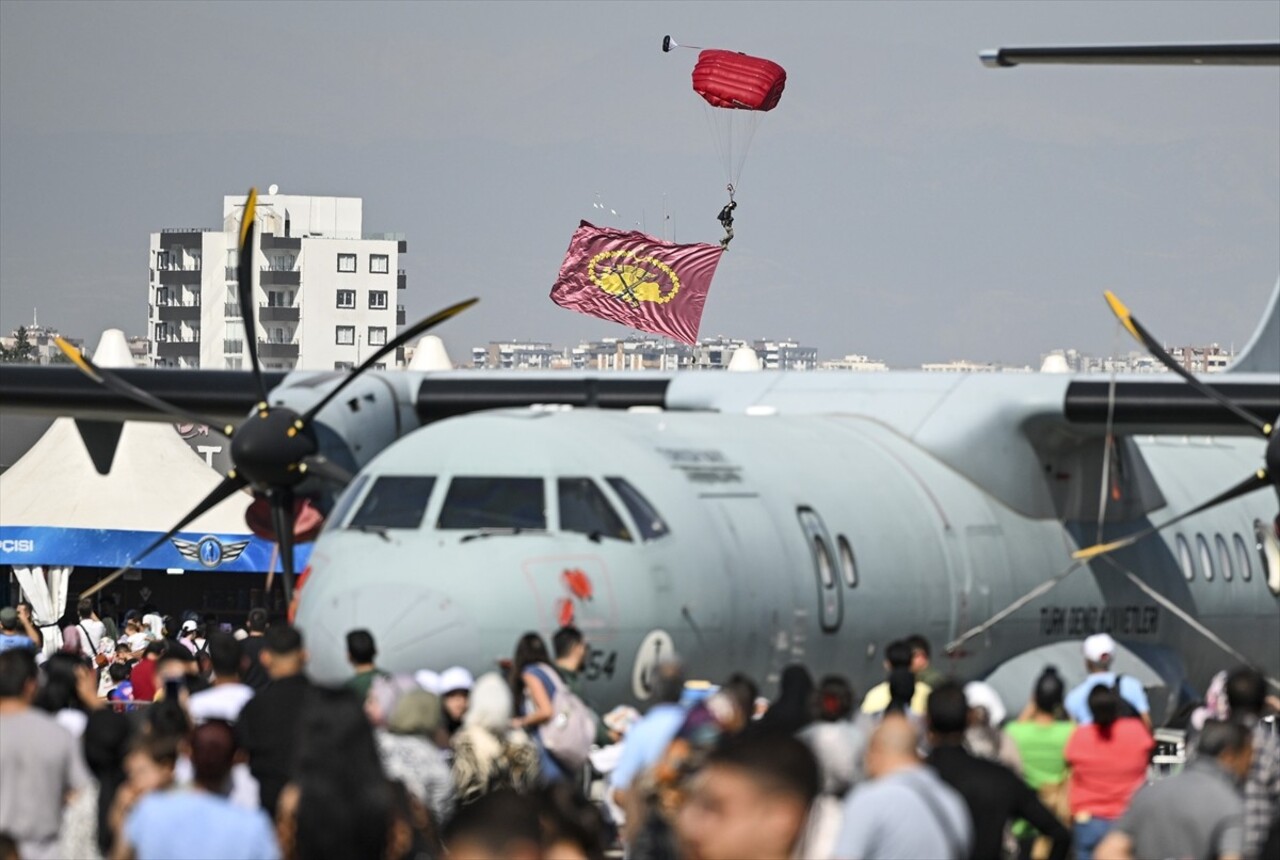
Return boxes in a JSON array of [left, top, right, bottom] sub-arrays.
[[230, 407, 317, 488]]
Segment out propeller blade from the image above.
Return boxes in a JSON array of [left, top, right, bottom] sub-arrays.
[[53, 338, 234, 437], [298, 298, 478, 425], [236, 188, 268, 405], [300, 454, 354, 486], [79, 473, 249, 599], [1104, 291, 1272, 437], [1073, 469, 1271, 560], [269, 489, 296, 606]]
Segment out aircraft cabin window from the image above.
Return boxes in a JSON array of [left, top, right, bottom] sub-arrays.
[[605, 477, 670, 541], [558, 479, 631, 542], [1215, 535, 1233, 582], [1234, 533, 1253, 582], [1256, 519, 1280, 597], [1196, 534, 1215, 582], [837, 535, 858, 588], [1176, 534, 1195, 582], [349, 476, 436, 530], [438, 477, 546, 531]]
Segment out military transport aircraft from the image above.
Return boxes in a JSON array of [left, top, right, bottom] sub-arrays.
[[1, 42, 1277, 719]]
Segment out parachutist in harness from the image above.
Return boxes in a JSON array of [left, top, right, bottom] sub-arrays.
[[717, 192, 737, 250]]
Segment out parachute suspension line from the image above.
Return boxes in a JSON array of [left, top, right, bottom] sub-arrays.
[[1098, 554, 1280, 693]]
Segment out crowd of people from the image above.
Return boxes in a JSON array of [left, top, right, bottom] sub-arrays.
[[1, 597, 1278, 860]]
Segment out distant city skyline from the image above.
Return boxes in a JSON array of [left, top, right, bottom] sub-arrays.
[[1, 2, 1276, 366]]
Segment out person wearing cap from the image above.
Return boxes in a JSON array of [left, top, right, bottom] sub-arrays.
[[0, 607, 37, 654], [1065, 634, 1151, 730], [439, 666, 473, 738], [370, 677, 455, 823]]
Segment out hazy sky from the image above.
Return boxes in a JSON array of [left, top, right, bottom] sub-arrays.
[[1, 1, 1276, 366]]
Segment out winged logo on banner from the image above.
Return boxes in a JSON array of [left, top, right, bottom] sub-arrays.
[[171, 536, 251, 569]]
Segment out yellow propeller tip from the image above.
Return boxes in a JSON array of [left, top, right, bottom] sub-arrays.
[[1072, 540, 1125, 561], [287, 427, 297, 438], [1265, 423, 1274, 437]]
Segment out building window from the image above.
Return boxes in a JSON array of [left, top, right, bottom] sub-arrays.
[[369, 290, 388, 310], [368, 326, 387, 347], [336, 326, 355, 345], [337, 253, 357, 273], [370, 254, 389, 274], [335, 361, 354, 370], [336, 290, 355, 309]]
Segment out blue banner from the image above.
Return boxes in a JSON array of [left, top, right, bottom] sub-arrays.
[[0, 526, 312, 573]]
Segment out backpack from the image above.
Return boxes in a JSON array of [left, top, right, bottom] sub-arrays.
[[528, 663, 595, 771], [1113, 674, 1140, 719]]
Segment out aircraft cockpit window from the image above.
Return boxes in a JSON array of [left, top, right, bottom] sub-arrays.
[[837, 536, 858, 588], [558, 479, 631, 542], [605, 478, 670, 541], [1175, 534, 1195, 582], [1196, 534, 1214, 582], [349, 476, 436, 530], [324, 474, 369, 533], [1234, 533, 1253, 582], [437, 477, 546, 531], [1215, 535, 1233, 582]]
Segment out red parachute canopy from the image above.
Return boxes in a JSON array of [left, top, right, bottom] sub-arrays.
[[692, 49, 787, 112]]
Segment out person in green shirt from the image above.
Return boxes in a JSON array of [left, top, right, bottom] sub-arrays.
[[1005, 666, 1074, 858], [344, 628, 388, 703], [907, 633, 948, 690]]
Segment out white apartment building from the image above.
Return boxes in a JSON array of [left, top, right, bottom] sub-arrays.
[[148, 191, 407, 370]]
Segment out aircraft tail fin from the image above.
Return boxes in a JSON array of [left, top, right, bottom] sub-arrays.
[[1227, 277, 1280, 374]]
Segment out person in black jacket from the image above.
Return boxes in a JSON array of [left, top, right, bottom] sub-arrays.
[[926, 682, 1072, 860], [235, 624, 312, 817]]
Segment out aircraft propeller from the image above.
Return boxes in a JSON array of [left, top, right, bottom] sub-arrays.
[[948, 289, 1278, 657], [1071, 290, 1277, 561], [61, 188, 478, 603]]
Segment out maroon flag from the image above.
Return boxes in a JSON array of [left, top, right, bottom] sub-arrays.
[[549, 221, 723, 345]]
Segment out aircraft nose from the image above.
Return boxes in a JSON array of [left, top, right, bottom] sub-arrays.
[[297, 581, 480, 684]]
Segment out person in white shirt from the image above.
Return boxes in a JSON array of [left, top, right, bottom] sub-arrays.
[[72, 599, 104, 663], [187, 632, 254, 725]]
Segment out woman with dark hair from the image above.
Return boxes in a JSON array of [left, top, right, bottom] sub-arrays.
[[1007, 667, 1074, 858], [798, 674, 868, 797], [277, 687, 425, 860], [117, 721, 278, 860], [509, 631, 567, 784], [34, 652, 95, 738], [756, 664, 817, 736], [1064, 684, 1153, 860]]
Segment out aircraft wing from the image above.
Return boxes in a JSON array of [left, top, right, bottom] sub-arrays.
[[981, 43, 1280, 68]]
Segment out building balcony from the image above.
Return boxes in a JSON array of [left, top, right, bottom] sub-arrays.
[[397, 270, 406, 290], [158, 268, 201, 286], [396, 305, 406, 325], [159, 229, 209, 249], [157, 303, 202, 322], [261, 233, 302, 251], [225, 303, 242, 318], [258, 340, 299, 360], [224, 339, 243, 354], [259, 304, 300, 323], [155, 339, 200, 358], [260, 269, 301, 287]]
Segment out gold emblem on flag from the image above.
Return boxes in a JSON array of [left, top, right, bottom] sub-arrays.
[[589, 250, 681, 305]]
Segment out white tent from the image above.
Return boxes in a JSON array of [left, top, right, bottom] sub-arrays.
[[0, 331, 286, 651]]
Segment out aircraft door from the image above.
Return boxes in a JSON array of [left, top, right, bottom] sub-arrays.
[[798, 508, 843, 633], [701, 496, 791, 679]]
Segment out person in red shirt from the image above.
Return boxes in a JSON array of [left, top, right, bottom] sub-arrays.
[[127, 640, 167, 703], [1064, 684, 1154, 860]]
